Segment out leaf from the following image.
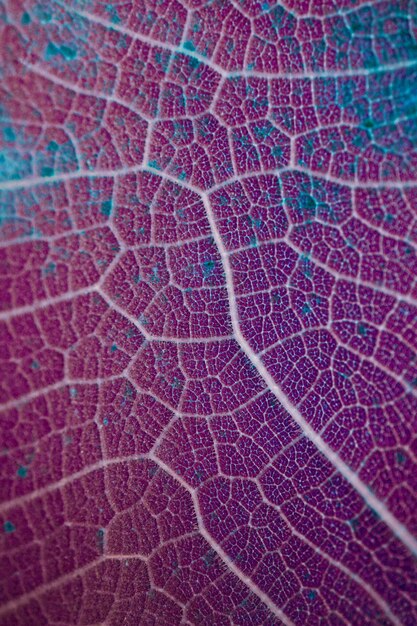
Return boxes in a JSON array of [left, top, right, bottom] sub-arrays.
[[1, 0, 417, 624]]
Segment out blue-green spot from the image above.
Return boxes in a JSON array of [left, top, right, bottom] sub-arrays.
[[96, 527, 105, 551], [183, 40, 196, 51], [60, 45, 77, 61], [61, 45, 77, 60], [0, 150, 26, 181], [36, 7, 52, 23], [396, 450, 406, 464], [47, 141, 59, 152], [43, 262, 56, 276], [17, 466, 28, 478], [45, 42, 59, 58], [45, 42, 77, 61], [202, 260, 216, 277], [358, 323, 368, 337], [105, 5, 121, 23], [253, 125, 272, 139], [202, 548, 215, 567], [101, 200, 112, 216], [41, 166, 54, 177], [150, 266, 160, 284], [3, 128, 15, 142], [3, 520, 15, 533], [188, 56, 200, 70]]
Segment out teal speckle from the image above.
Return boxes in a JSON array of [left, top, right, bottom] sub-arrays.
[[60, 45, 77, 61], [202, 260, 216, 277], [21, 12, 31, 25], [357, 323, 368, 337], [47, 141, 59, 152], [253, 125, 273, 140], [348, 517, 359, 530], [0, 202, 17, 229], [248, 215, 262, 229], [110, 343, 118, 353], [45, 42, 77, 61], [35, 7, 52, 23], [154, 51, 168, 72], [105, 4, 121, 24], [299, 193, 316, 215], [148, 160, 161, 170], [45, 42, 60, 59], [101, 200, 112, 217], [3, 520, 15, 533], [188, 56, 200, 70], [43, 262, 56, 276], [396, 450, 406, 464], [41, 166, 54, 177], [202, 549, 215, 567], [183, 40, 196, 52], [171, 377, 182, 389], [17, 466, 28, 478], [363, 119, 374, 129], [96, 527, 105, 552], [150, 266, 160, 284], [0, 149, 26, 181], [3, 128, 15, 142], [103, 418, 109, 426]]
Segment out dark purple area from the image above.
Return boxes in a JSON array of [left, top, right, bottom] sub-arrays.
[[1, 0, 417, 624]]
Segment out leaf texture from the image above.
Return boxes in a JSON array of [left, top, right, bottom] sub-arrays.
[[1, 1, 417, 624]]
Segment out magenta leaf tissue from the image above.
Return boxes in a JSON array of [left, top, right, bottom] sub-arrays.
[[1, 0, 417, 624]]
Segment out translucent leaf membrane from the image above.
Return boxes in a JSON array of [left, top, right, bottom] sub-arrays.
[[1, 0, 417, 624]]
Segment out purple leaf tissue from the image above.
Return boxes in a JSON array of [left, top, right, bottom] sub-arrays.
[[1, 0, 417, 624]]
